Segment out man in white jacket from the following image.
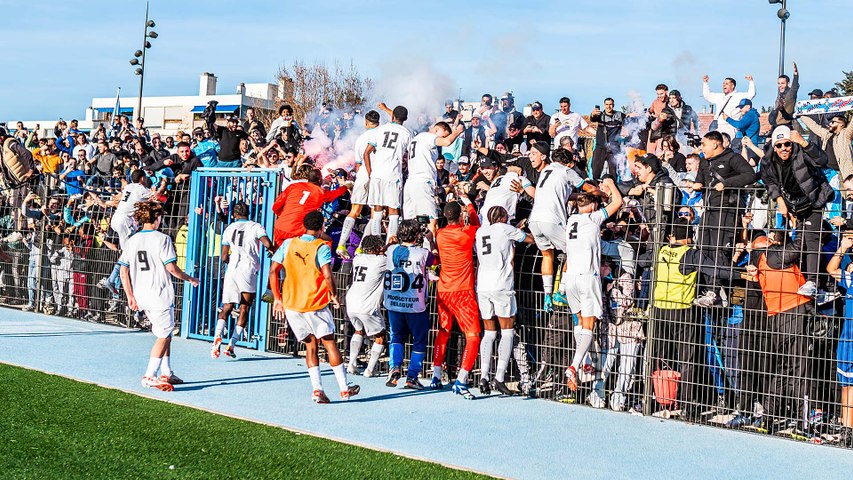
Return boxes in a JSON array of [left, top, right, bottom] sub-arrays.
[[703, 74, 756, 144]]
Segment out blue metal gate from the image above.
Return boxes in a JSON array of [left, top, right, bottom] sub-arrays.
[[180, 168, 281, 349]]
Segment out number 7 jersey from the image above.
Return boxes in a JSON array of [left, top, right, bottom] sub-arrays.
[[383, 244, 433, 313], [117, 229, 178, 311]]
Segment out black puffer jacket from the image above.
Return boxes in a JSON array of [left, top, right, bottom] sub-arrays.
[[697, 148, 757, 209], [760, 142, 832, 209]]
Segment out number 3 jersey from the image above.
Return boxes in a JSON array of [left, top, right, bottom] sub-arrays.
[[345, 253, 387, 315], [117, 229, 178, 311], [383, 244, 433, 313]]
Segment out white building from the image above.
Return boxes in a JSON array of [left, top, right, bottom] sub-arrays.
[[7, 73, 278, 138]]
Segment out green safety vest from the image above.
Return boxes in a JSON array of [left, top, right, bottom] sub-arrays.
[[653, 244, 697, 310]]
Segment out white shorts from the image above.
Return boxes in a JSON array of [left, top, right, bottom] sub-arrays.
[[285, 307, 336, 342], [110, 215, 136, 249], [146, 307, 175, 339], [368, 177, 402, 209], [563, 274, 603, 318], [350, 173, 370, 205], [222, 267, 258, 304], [529, 221, 566, 252], [346, 310, 386, 336], [403, 179, 438, 219], [477, 290, 517, 319]]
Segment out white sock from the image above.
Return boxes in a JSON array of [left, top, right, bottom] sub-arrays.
[[308, 366, 322, 391], [432, 364, 443, 380], [457, 368, 470, 384], [571, 329, 594, 371], [214, 319, 226, 338], [370, 211, 384, 236], [479, 330, 497, 380], [387, 215, 400, 239], [543, 275, 554, 295], [229, 325, 245, 348], [145, 357, 161, 378], [367, 341, 384, 373], [349, 333, 365, 367], [331, 363, 349, 392], [496, 329, 514, 382], [338, 216, 356, 249], [161, 355, 173, 376]]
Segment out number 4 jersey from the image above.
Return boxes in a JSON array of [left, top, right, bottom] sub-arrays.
[[383, 244, 433, 313], [117, 229, 178, 311], [345, 253, 387, 316]]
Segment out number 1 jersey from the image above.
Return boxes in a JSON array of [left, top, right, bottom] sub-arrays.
[[117, 230, 178, 311]]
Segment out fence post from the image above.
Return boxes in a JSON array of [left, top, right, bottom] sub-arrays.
[[34, 186, 48, 310], [642, 186, 667, 416]]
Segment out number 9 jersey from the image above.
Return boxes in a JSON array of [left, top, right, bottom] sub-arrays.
[[383, 244, 434, 314], [117, 229, 178, 311]]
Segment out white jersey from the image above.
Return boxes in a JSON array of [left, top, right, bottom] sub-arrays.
[[476, 223, 527, 292], [407, 132, 438, 180], [383, 244, 431, 313], [221, 220, 268, 274], [114, 183, 150, 218], [480, 171, 532, 225], [353, 128, 376, 184], [565, 209, 608, 276], [550, 111, 589, 147], [117, 230, 177, 311], [371, 123, 411, 181], [345, 253, 387, 315], [529, 163, 585, 226]]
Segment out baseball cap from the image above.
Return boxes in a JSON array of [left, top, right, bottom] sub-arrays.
[[736, 98, 752, 109], [445, 99, 454, 107], [480, 157, 497, 169], [530, 142, 550, 157], [458, 156, 470, 164], [333, 168, 348, 178], [471, 112, 482, 119], [0, 127, 7, 137], [638, 153, 662, 173], [501, 91, 513, 100], [227, 115, 239, 123], [531, 101, 543, 110], [808, 89, 824, 97], [192, 127, 204, 135], [771, 125, 792, 145]]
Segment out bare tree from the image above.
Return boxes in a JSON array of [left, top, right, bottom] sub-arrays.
[[275, 59, 374, 126]]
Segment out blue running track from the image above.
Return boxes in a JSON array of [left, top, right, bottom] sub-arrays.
[[1, 311, 851, 480]]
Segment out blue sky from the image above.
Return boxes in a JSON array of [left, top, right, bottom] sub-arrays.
[[1, 0, 849, 121]]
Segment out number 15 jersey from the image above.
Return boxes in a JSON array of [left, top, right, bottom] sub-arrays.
[[383, 244, 433, 313], [117, 230, 177, 311], [346, 253, 387, 315]]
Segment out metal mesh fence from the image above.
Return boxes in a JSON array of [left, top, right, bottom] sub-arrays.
[[4, 165, 852, 448]]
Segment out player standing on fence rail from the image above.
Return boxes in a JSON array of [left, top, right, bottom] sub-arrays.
[[561, 177, 623, 394], [363, 105, 411, 242], [211, 202, 273, 360], [336, 110, 380, 258], [118, 201, 199, 392], [269, 211, 360, 403]]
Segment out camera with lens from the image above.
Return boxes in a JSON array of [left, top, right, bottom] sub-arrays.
[[685, 133, 702, 148]]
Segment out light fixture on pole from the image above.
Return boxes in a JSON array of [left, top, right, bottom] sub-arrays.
[[129, 1, 158, 120], [768, 0, 789, 77]]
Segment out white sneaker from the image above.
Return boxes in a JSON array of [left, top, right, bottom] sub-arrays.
[[346, 364, 360, 375], [363, 365, 378, 378], [797, 281, 817, 298]]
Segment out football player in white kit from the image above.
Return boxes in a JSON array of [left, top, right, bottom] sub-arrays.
[[528, 146, 601, 312], [560, 177, 623, 392], [211, 202, 274, 359], [118, 201, 199, 391], [99, 169, 154, 299], [336, 110, 381, 258], [344, 235, 388, 376], [476, 206, 534, 395], [363, 105, 411, 242], [404, 121, 464, 237], [477, 161, 535, 227]]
